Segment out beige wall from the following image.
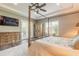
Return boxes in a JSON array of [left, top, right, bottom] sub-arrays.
[[39, 13, 79, 37], [58, 13, 79, 37]]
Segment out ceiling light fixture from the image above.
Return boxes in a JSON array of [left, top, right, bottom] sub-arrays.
[[13, 3, 18, 5], [56, 3, 60, 6]]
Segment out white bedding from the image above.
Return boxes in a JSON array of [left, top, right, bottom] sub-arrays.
[[36, 36, 74, 47]]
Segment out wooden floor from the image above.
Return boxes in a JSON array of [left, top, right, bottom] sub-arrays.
[[28, 41, 79, 56]]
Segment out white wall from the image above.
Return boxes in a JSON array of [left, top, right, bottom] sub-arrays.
[[0, 9, 34, 40], [0, 26, 20, 32], [0, 9, 21, 32]]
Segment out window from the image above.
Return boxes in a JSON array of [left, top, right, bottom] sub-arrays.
[[21, 20, 28, 40], [45, 21, 59, 36], [45, 22, 48, 35]]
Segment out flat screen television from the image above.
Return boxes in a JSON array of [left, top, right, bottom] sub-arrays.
[[0, 16, 19, 26]]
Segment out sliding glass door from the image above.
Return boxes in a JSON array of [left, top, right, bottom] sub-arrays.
[[45, 21, 59, 36]]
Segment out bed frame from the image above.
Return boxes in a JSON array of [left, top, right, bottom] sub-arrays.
[[28, 4, 79, 56], [28, 5, 49, 47]]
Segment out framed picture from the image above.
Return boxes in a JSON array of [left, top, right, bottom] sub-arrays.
[[0, 16, 19, 26]]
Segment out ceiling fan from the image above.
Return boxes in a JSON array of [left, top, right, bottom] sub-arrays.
[[30, 3, 47, 14]]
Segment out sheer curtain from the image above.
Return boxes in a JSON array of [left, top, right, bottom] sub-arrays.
[[45, 21, 59, 36]]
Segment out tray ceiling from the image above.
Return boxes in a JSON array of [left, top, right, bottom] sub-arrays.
[[0, 3, 79, 20]]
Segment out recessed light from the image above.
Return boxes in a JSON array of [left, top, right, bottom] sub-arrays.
[[56, 3, 60, 6], [13, 3, 18, 5]]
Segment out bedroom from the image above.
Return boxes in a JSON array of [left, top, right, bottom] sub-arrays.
[[0, 3, 79, 56]]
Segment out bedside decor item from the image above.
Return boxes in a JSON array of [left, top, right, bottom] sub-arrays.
[[76, 23, 79, 27], [0, 16, 19, 26], [75, 23, 79, 34]]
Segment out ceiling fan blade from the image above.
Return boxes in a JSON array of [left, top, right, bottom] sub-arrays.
[[40, 9, 47, 12], [39, 3, 46, 8]]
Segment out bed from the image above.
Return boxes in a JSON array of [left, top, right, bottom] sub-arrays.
[[28, 36, 79, 56], [36, 36, 71, 47]]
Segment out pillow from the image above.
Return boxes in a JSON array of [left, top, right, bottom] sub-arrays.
[[72, 35, 79, 44]]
